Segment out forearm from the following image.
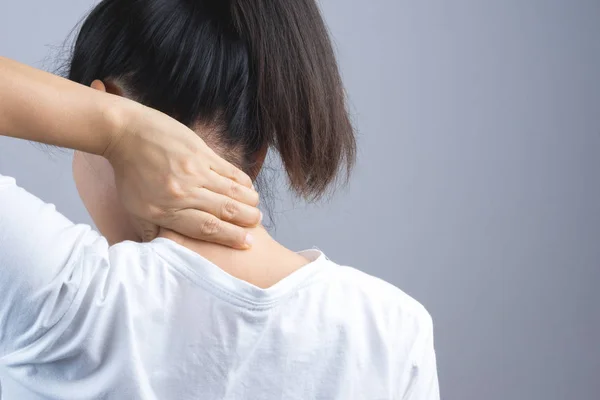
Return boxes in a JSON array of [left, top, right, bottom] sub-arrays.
[[0, 56, 127, 155]]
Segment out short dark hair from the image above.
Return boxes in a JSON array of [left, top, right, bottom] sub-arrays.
[[67, 0, 356, 200]]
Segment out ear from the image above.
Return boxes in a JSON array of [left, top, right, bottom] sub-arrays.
[[73, 79, 141, 244], [91, 79, 125, 97], [90, 79, 106, 92]]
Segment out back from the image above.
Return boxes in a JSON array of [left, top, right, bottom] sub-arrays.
[[1, 243, 438, 399], [0, 174, 438, 399]]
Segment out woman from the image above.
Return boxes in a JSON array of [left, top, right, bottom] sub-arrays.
[[0, 0, 439, 399]]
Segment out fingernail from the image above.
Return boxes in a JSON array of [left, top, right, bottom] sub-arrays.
[[245, 233, 254, 246], [259, 211, 263, 223], [252, 183, 256, 191]]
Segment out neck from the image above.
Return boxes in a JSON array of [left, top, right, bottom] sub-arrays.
[[157, 224, 310, 288]]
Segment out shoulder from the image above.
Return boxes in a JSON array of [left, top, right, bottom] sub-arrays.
[[323, 259, 432, 323], [0, 174, 16, 187], [313, 258, 434, 349], [315, 258, 436, 378]]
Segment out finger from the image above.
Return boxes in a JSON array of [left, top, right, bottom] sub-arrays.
[[186, 188, 262, 227], [209, 155, 254, 188], [203, 170, 260, 207], [164, 209, 253, 249]]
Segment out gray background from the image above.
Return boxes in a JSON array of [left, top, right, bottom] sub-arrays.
[[1, 1, 599, 399]]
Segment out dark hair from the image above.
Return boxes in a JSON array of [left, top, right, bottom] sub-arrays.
[[67, 0, 355, 200]]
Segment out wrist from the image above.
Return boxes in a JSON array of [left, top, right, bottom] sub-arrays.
[[100, 94, 137, 163]]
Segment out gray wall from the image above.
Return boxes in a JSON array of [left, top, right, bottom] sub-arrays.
[[1, 1, 599, 399]]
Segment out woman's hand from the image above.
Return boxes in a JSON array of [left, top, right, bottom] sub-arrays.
[[0, 57, 259, 248], [103, 102, 261, 249]]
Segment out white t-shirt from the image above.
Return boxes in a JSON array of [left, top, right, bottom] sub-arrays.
[[0, 174, 439, 400]]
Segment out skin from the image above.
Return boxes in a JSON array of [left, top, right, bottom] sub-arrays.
[[74, 79, 310, 289], [0, 57, 262, 249], [0, 56, 308, 287]]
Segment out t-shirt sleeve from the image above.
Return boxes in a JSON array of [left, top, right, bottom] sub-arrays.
[[401, 308, 440, 400], [0, 174, 106, 360]]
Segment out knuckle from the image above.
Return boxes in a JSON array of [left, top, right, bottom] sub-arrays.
[[229, 181, 240, 199], [200, 217, 221, 236], [221, 200, 239, 221], [165, 178, 186, 199], [179, 158, 195, 174]]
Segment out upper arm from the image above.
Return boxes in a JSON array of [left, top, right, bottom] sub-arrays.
[[401, 308, 440, 400], [0, 174, 106, 359]]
